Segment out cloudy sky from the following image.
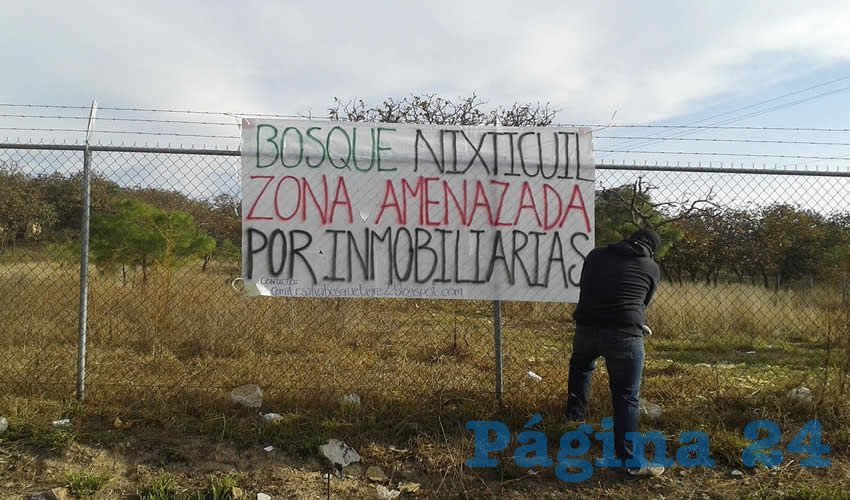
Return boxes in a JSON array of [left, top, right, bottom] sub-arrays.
[[2, 0, 850, 168]]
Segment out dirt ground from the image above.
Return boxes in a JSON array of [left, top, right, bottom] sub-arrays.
[[2, 420, 849, 500]]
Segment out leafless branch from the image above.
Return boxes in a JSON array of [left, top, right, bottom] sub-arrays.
[[328, 93, 558, 127]]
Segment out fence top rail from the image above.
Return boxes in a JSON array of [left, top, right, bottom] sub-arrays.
[[0, 142, 240, 156], [594, 163, 850, 177], [2, 142, 850, 178]]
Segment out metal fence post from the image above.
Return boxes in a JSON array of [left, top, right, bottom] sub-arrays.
[[493, 300, 503, 406], [76, 101, 97, 401], [492, 113, 505, 406]]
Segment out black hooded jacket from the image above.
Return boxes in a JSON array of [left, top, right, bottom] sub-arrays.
[[572, 239, 660, 336]]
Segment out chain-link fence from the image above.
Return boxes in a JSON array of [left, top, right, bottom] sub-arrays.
[[2, 142, 849, 422]]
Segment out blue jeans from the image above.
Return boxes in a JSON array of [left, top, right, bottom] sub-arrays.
[[564, 324, 645, 462]]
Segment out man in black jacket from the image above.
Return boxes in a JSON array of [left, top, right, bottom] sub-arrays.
[[564, 228, 663, 477]]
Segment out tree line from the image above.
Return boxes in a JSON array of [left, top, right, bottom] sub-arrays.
[[3, 158, 847, 291], [0, 160, 240, 279], [2, 94, 847, 291]]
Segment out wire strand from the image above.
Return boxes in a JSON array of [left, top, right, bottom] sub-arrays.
[[595, 136, 850, 146], [0, 126, 239, 139], [596, 150, 850, 160], [0, 103, 90, 110], [0, 102, 323, 119], [0, 113, 238, 126], [596, 75, 850, 152], [563, 124, 850, 132]]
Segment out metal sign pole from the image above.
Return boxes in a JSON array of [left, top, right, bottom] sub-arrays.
[[492, 115, 504, 407], [493, 300, 503, 406], [76, 100, 97, 401]]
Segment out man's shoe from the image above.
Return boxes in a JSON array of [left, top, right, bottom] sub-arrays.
[[563, 406, 585, 423], [623, 465, 665, 478]]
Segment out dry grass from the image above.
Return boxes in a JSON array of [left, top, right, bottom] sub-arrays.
[[2, 249, 850, 497]]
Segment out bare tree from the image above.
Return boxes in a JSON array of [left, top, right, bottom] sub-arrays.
[[328, 93, 558, 127], [605, 177, 718, 232]]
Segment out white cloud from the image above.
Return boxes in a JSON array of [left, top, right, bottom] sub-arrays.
[[2, 0, 849, 125]]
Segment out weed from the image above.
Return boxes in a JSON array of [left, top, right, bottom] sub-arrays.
[[66, 470, 111, 498], [207, 473, 242, 500], [831, 428, 850, 453], [34, 430, 75, 451], [708, 428, 751, 466], [792, 485, 850, 500], [81, 429, 125, 448]]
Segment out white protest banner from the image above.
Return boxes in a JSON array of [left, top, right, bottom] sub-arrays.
[[240, 119, 595, 302]]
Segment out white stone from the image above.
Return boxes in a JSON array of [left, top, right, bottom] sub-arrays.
[[231, 384, 263, 408], [343, 464, 363, 478], [52, 418, 71, 428], [47, 488, 72, 500], [788, 386, 812, 405], [257, 494, 271, 500], [399, 481, 420, 493], [341, 393, 361, 406], [0, 417, 8, 434], [696, 362, 739, 369], [366, 465, 387, 482], [262, 413, 283, 422], [319, 439, 361, 470], [526, 371, 542, 382], [731, 469, 744, 479], [263, 446, 274, 452], [376, 485, 400, 499], [639, 399, 663, 420]]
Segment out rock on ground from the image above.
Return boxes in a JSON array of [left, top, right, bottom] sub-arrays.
[[29, 488, 72, 500], [376, 485, 401, 499], [341, 393, 361, 406], [399, 481, 421, 493], [343, 464, 364, 478], [319, 439, 361, 470], [639, 399, 663, 420], [787, 386, 812, 405], [50, 488, 72, 500], [366, 466, 387, 482], [231, 384, 263, 408]]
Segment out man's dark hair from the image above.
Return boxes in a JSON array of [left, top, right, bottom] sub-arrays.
[[628, 228, 661, 255]]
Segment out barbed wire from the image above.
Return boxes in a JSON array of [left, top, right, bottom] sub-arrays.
[[564, 124, 850, 133], [783, 152, 850, 169], [5, 104, 850, 165], [2, 105, 848, 133], [595, 136, 850, 146], [12, 115, 850, 146], [0, 103, 90, 110], [593, 158, 849, 169], [596, 150, 850, 161], [0, 113, 238, 126], [0, 102, 320, 119], [594, 83, 850, 157], [0, 126, 239, 139], [591, 74, 850, 147]]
